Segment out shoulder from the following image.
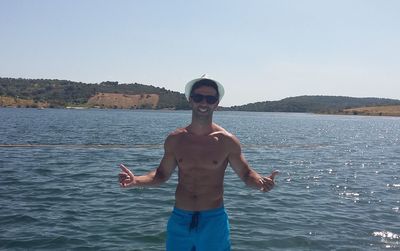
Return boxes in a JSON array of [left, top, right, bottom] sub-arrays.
[[169, 127, 188, 137], [164, 127, 187, 147], [211, 124, 241, 151]]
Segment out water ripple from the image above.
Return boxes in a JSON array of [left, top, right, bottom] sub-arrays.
[[1, 109, 400, 250]]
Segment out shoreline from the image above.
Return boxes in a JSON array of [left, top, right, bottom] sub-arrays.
[[2, 105, 400, 117]]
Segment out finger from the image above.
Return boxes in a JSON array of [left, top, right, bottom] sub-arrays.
[[261, 183, 273, 192], [120, 178, 131, 187], [119, 175, 130, 183], [262, 176, 275, 184], [262, 179, 274, 188], [269, 170, 279, 180], [261, 177, 275, 191], [259, 178, 273, 192], [119, 171, 130, 180], [261, 183, 274, 192], [119, 164, 134, 178]]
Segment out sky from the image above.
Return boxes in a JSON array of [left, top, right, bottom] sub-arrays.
[[1, 0, 399, 106]]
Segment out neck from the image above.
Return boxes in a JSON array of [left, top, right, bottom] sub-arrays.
[[189, 113, 214, 135]]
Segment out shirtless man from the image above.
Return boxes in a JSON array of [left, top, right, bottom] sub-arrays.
[[119, 75, 278, 251]]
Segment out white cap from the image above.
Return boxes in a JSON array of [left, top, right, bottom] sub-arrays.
[[184, 74, 225, 101]]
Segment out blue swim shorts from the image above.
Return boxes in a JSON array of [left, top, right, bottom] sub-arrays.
[[166, 206, 231, 251]]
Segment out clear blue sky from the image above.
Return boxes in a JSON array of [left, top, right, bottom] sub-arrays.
[[1, 0, 399, 106]]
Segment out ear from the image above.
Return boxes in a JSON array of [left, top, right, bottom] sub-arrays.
[[213, 100, 220, 110], [188, 98, 194, 107]]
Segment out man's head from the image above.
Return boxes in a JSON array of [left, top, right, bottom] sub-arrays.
[[185, 75, 225, 103], [190, 79, 220, 100]]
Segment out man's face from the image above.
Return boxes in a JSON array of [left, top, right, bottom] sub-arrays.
[[190, 86, 219, 117]]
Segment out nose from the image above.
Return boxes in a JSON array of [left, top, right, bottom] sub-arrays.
[[199, 98, 208, 105]]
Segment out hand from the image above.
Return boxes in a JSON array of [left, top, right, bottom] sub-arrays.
[[259, 170, 279, 192], [119, 164, 136, 188]]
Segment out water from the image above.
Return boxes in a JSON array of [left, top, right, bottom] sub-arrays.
[[0, 108, 399, 250]]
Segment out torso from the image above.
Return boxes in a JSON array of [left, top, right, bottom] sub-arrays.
[[169, 124, 232, 211]]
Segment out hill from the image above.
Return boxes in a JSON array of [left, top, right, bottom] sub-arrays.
[[227, 95, 400, 114], [2, 77, 400, 114], [340, 105, 400, 116], [0, 77, 190, 109], [87, 93, 159, 109]]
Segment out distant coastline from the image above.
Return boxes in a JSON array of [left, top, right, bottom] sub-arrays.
[[2, 96, 400, 117], [336, 105, 400, 117], [1, 77, 400, 117]]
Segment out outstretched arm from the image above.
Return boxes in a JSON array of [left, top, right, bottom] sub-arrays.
[[227, 135, 278, 192], [119, 135, 178, 188]]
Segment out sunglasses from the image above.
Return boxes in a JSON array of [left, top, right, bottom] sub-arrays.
[[190, 94, 219, 104]]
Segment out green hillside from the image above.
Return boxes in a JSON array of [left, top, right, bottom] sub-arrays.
[[0, 77, 190, 109], [2, 77, 400, 113], [228, 95, 400, 113]]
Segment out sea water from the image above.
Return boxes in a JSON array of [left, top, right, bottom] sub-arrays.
[[0, 108, 399, 250]]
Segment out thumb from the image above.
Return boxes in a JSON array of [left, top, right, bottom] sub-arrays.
[[120, 163, 134, 176], [269, 170, 279, 180]]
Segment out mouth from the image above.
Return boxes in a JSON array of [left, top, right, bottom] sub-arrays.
[[198, 107, 209, 113]]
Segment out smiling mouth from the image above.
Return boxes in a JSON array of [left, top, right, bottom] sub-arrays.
[[198, 107, 209, 113]]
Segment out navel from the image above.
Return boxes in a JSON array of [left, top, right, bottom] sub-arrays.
[[178, 158, 183, 163], [213, 160, 218, 165]]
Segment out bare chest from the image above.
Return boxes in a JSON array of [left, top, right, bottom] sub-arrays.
[[175, 135, 228, 170]]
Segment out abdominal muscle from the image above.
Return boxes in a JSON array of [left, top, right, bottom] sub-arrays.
[[174, 166, 226, 211]]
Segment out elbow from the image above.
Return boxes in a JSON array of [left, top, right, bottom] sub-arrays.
[[155, 169, 170, 184]]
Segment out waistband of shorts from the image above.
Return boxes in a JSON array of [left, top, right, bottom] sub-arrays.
[[172, 206, 226, 218]]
